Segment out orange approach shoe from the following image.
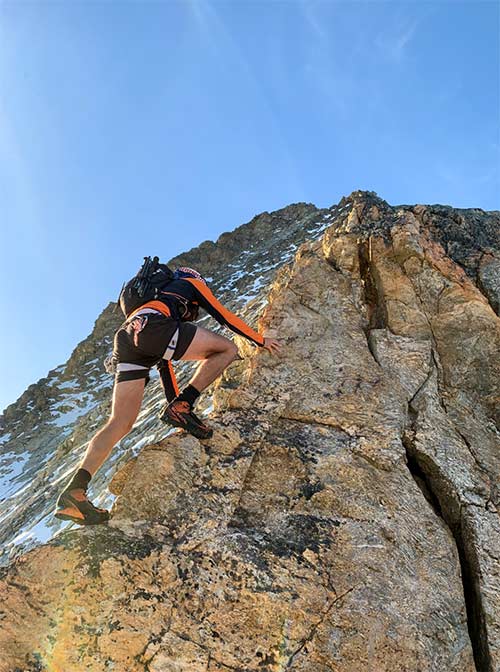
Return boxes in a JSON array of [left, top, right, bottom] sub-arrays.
[[54, 488, 110, 525], [159, 399, 213, 439]]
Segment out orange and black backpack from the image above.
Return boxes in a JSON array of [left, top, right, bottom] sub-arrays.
[[117, 256, 175, 318]]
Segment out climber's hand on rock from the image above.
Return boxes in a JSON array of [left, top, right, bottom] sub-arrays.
[[263, 337, 281, 355]]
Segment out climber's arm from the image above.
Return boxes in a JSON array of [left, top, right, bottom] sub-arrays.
[[184, 278, 265, 347]]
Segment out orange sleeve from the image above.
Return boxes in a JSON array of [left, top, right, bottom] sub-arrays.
[[185, 278, 265, 346]]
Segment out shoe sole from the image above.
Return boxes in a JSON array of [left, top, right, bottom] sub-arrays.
[[54, 509, 110, 526]]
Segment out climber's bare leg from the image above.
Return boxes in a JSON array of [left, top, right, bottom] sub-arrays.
[[80, 378, 146, 476], [180, 326, 239, 391]]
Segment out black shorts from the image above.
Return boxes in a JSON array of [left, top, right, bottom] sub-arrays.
[[112, 312, 197, 385]]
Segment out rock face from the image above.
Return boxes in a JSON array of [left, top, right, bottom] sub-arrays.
[[0, 192, 499, 672]]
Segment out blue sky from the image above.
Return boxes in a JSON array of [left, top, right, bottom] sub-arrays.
[[0, 0, 498, 413]]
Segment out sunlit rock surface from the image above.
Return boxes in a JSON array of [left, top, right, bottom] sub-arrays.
[[0, 192, 499, 671]]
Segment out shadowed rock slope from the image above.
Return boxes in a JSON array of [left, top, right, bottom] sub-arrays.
[[0, 192, 499, 672]]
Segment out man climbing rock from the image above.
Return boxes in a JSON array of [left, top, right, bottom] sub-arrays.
[[54, 265, 281, 525]]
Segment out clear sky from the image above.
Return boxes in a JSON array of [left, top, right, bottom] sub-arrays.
[[0, 0, 499, 413]]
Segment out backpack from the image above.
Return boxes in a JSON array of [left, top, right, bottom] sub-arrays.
[[117, 256, 174, 318]]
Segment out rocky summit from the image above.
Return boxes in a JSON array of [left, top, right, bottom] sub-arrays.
[[0, 191, 499, 672]]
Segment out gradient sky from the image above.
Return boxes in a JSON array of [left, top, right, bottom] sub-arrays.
[[0, 0, 499, 413]]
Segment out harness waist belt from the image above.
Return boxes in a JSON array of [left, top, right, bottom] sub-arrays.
[[128, 300, 172, 320]]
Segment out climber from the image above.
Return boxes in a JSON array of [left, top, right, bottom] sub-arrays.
[[54, 266, 281, 525]]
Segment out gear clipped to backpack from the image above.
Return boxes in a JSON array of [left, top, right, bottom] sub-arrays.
[[117, 256, 175, 318]]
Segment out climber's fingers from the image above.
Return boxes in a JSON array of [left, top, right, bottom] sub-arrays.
[[263, 337, 282, 355]]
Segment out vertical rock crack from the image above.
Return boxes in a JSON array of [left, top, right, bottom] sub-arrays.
[[402, 424, 492, 672]]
